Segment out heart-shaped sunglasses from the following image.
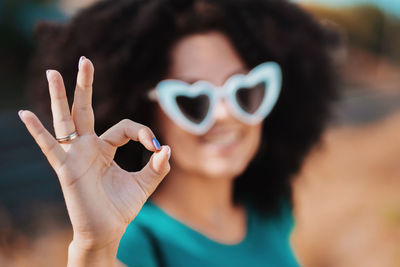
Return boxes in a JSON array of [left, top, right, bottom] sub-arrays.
[[148, 61, 282, 135]]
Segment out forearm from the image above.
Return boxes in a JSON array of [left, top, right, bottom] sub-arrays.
[[67, 239, 120, 267]]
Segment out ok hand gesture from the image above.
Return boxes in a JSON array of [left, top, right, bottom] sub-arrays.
[[19, 57, 170, 266]]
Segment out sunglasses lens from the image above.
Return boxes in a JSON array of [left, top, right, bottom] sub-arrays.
[[235, 82, 266, 114], [176, 94, 210, 124]]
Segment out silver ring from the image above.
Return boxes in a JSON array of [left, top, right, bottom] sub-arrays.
[[56, 131, 78, 143]]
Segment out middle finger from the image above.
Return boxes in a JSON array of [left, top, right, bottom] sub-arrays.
[[47, 70, 76, 138], [71, 56, 95, 135]]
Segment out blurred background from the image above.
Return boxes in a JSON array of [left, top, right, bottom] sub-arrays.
[[0, 0, 399, 266]]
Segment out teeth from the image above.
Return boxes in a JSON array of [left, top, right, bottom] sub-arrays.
[[203, 132, 240, 145]]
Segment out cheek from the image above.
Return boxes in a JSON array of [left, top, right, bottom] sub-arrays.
[[235, 124, 263, 167], [247, 124, 263, 156], [156, 109, 198, 162]]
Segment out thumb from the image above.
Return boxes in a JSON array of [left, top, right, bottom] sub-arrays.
[[134, 145, 171, 198]]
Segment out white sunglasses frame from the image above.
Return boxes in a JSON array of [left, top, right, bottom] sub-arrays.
[[148, 61, 282, 135]]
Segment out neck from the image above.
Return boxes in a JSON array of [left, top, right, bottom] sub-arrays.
[[151, 163, 247, 244]]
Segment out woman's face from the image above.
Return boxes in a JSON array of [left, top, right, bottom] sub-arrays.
[[157, 31, 263, 179]]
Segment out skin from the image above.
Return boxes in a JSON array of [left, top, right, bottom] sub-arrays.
[[19, 58, 171, 267], [152, 31, 263, 244], [18, 31, 263, 265]]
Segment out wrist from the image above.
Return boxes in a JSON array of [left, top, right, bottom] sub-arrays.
[[68, 238, 120, 267]]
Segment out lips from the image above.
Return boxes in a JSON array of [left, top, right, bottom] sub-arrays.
[[199, 127, 244, 152]]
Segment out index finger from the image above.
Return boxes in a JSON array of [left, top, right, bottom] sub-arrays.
[[99, 119, 159, 152]]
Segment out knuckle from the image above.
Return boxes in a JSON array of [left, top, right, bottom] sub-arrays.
[[149, 165, 162, 177], [75, 84, 85, 92], [43, 140, 57, 155], [138, 126, 152, 138], [120, 118, 131, 126], [116, 119, 130, 133], [81, 81, 92, 89], [57, 115, 72, 123], [54, 91, 67, 100], [74, 104, 92, 114], [78, 106, 91, 112]]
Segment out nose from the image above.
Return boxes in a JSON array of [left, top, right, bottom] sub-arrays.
[[213, 99, 231, 121]]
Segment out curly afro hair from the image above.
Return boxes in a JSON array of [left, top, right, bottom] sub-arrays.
[[28, 0, 339, 216]]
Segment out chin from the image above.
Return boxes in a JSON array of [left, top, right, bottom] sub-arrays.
[[202, 159, 248, 179]]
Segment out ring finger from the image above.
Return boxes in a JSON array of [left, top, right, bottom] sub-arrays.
[[47, 70, 76, 140]]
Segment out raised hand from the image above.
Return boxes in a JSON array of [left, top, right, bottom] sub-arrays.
[[19, 57, 170, 266]]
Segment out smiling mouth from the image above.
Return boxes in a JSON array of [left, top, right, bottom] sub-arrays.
[[200, 130, 242, 147]]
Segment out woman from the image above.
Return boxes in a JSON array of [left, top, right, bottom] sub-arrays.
[[20, 0, 338, 266]]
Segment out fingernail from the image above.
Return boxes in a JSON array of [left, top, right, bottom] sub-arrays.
[[152, 137, 161, 151], [18, 110, 24, 122], [78, 56, 86, 70], [167, 146, 171, 161], [46, 70, 50, 80]]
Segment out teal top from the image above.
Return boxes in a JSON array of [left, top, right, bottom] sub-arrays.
[[117, 201, 300, 267]]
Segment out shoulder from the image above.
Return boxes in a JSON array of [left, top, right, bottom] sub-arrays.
[[274, 198, 295, 236], [250, 197, 295, 234], [248, 200, 299, 266], [117, 202, 160, 267]]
